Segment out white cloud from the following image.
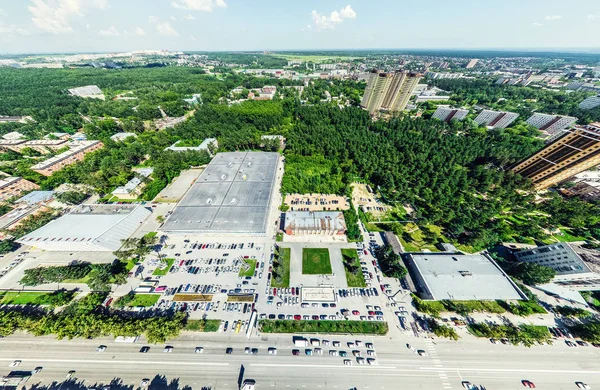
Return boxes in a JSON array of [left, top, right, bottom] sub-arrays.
[[544, 15, 562, 21], [190, 35, 196, 40], [183, 13, 196, 20], [28, 0, 108, 34], [311, 5, 356, 31], [0, 8, 6, 17], [588, 14, 599, 21], [98, 25, 120, 36], [0, 25, 31, 35], [532, 22, 543, 27], [135, 27, 146, 36], [148, 15, 160, 24], [156, 21, 179, 36], [170, 0, 227, 12], [170, 16, 177, 21]]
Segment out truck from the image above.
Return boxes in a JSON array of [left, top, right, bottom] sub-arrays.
[[293, 337, 309, 347]]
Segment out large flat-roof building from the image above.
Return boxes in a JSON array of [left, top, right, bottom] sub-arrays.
[[525, 113, 577, 135], [283, 211, 346, 235], [579, 95, 600, 110], [512, 123, 600, 190], [514, 243, 600, 290], [404, 253, 526, 301], [17, 204, 151, 251], [161, 151, 280, 235]]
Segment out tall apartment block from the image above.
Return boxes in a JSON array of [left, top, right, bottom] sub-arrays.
[[361, 69, 422, 114], [525, 113, 577, 135], [432, 105, 469, 122], [30, 141, 104, 177], [512, 123, 600, 190], [579, 95, 600, 110], [474, 110, 519, 129], [465, 59, 479, 69]]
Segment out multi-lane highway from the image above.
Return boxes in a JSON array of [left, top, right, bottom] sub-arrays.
[[2, 331, 600, 389]]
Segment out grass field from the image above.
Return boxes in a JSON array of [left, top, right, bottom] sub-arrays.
[[185, 319, 221, 332], [271, 247, 291, 288], [341, 249, 366, 287], [302, 248, 332, 274], [152, 258, 174, 276], [271, 54, 361, 62], [125, 294, 160, 307], [0, 291, 67, 305], [239, 258, 257, 277]]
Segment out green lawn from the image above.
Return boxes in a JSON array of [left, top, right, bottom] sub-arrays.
[[152, 258, 174, 276], [0, 291, 73, 305], [302, 248, 332, 274], [341, 249, 366, 287], [259, 320, 388, 335], [125, 259, 138, 272], [239, 258, 257, 277], [125, 293, 160, 307], [271, 247, 291, 288], [185, 319, 221, 332]]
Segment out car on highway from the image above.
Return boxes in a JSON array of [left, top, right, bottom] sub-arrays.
[[352, 310, 360, 315], [96, 345, 107, 352], [292, 349, 300, 356], [9, 360, 21, 367], [194, 347, 204, 354], [140, 379, 150, 387], [226, 348, 233, 354], [268, 347, 277, 355], [251, 348, 259, 355], [314, 348, 323, 354], [367, 350, 376, 356], [163, 346, 173, 353], [140, 346, 150, 353], [356, 357, 365, 365], [365, 342, 374, 349], [522, 380, 536, 388], [333, 341, 341, 347], [329, 350, 338, 356], [66, 370, 76, 379], [305, 349, 313, 355], [33, 367, 43, 374], [352, 350, 361, 357], [576, 383, 591, 389], [343, 359, 352, 366], [417, 350, 427, 356], [367, 358, 377, 365], [339, 351, 348, 357]]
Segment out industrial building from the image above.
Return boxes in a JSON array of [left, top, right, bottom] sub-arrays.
[[404, 253, 526, 301], [17, 204, 151, 251], [360, 69, 422, 114], [431, 105, 469, 122], [165, 138, 217, 153], [514, 243, 600, 291], [111, 168, 153, 200], [68, 85, 105, 99], [161, 151, 279, 235], [283, 211, 346, 235], [525, 113, 577, 135], [512, 123, 600, 190], [474, 109, 519, 129]]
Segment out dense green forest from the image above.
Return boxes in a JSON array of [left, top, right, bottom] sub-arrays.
[[428, 78, 600, 124]]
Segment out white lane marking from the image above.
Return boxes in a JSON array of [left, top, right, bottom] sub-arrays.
[[0, 358, 229, 366], [249, 363, 397, 369], [421, 367, 600, 375]]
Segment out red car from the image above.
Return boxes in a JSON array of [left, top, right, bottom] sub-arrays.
[[352, 310, 360, 315], [292, 349, 300, 356], [312, 315, 319, 320], [522, 380, 536, 388], [273, 288, 277, 296], [364, 249, 368, 255], [368, 311, 376, 316], [294, 315, 301, 320]]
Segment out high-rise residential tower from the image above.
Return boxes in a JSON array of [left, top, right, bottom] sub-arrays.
[[512, 123, 600, 190], [360, 69, 422, 114]]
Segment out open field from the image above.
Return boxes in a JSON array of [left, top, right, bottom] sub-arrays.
[[239, 258, 257, 277], [259, 319, 388, 334], [302, 248, 332, 274], [0, 291, 70, 305], [184, 319, 221, 332], [271, 54, 362, 62], [341, 249, 366, 287], [124, 293, 160, 307]]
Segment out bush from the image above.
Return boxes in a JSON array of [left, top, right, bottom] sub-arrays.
[[375, 245, 407, 279], [554, 305, 592, 318], [427, 318, 460, 340], [467, 322, 550, 347], [259, 320, 388, 335]]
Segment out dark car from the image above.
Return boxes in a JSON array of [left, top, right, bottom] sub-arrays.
[[139, 346, 150, 353], [292, 349, 300, 356], [226, 348, 233, 354]]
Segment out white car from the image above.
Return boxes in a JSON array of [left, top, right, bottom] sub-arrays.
[[9, 360, 21, 367], [66, 370, 76, 379], [163, 346, 173, 353], [576, 383, 591, 389], [356, 357, 366, 365], [140, 379, 150, 387], [96, 345, 106, 352], [268, 347, 277, 355], [343, 359, 352, 366], [194, 347, 204, 354]]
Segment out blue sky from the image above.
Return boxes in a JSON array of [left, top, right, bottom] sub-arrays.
[[0, 0, 599, 54]]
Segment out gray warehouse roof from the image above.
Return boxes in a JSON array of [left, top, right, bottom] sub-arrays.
[[161, 151, 279, 234], [17, 204, 151, 251], [405, 253, 525, 301]]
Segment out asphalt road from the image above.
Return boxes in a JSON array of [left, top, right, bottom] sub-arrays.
[[2, 331, 600, 390]]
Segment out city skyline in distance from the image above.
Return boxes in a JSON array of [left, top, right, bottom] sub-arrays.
[[0, 0, 599, 54]]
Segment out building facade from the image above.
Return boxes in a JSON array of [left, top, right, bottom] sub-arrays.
[[431, 105, 469, 122], [465, 59, 479, 69], [30, 141, 104, 176], [283, 211, 347, 235], [525, 113, 577, 135], [514, 243, 600, 290], [360, 69, 422, 114], [474, 110, 519, 129], [512, 124, 600, 190], [0, 176, 40, 202]]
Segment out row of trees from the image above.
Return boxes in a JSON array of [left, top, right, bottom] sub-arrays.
[[468, 322, 551, 347]]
